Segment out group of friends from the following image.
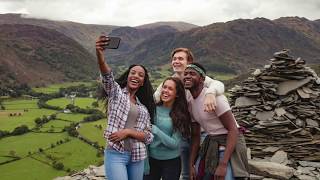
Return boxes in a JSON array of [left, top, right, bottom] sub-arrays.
[[96, 35, 250, 180]]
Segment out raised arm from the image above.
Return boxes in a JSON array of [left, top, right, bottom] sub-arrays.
[[153, 82, 163, 103], [203, 76, 225, 112], [96, 36, 112, 74]]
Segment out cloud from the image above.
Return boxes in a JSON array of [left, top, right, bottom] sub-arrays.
[[0, 0, 319, 26]]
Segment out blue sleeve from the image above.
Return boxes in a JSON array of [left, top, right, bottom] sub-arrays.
[[151, 125, 181, 149]]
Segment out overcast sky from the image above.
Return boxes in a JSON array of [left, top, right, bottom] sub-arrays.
[[0, 0, 320, 26]]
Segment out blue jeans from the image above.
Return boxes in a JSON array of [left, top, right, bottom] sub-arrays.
[[180, 132, 207, 180], [105, 148, 144, 180], [195, 150, 234, 180]]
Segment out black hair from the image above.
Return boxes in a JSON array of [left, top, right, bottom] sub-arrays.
[[100, 64, 156, 124], [157, 77, 191, 138]]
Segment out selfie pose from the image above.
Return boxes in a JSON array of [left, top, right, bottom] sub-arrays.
[[96, 35, 155, 180], [144, 77, 191, 180], [153, 47, 225, 180]]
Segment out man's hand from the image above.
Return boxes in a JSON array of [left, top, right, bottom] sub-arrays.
[[214, 162, 227, 180], [109, 129, 130, 142], [189, 165, 196, 180], [204, 93, 216, 112]]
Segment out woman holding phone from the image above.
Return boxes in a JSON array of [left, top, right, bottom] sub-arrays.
[[96, 35, 155, 180]]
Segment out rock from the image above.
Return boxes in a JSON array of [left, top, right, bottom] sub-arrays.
[[270, 151, 288, 165], [248, 160, 294, 180], [299, 161, 320, 168]]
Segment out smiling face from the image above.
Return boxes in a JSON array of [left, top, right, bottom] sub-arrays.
[[171, 51, 189, 73], [161, 79, 177, 107], [127, 65, 145, 91], [183, 68, 203, 89]]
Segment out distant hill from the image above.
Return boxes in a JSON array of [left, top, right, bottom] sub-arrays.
[[115, 17, 320, 74], [1, 14, 320, 88], [0, 13, 118, 55], [136, 21, 198, 31], [0, 24, 97, 87]]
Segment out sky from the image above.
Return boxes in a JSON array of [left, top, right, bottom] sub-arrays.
[[0, 0, 320, 26]]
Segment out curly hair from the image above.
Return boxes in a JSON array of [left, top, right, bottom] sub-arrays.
[[158, 77, 191, 138]]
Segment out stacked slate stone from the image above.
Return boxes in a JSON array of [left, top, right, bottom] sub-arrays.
[[229, 50, 320, 162]]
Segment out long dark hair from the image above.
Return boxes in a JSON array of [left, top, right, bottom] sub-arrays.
[[115, 64, 156, 124], [158, 77, 191, 138]]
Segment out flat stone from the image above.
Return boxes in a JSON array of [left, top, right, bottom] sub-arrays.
[[262, 147, 280, 153], [276, 77, 312, 95], [235, 96, 260, 107], [297, 89, 310, 98], [256, 111, 274, 121], [249, 160, 294, 180], [275, 108, 286, 116], [297, 174, 317, 180], [306, 119, 319, 127], [299, 161, 320, 168], [270, 151, 288, 165]]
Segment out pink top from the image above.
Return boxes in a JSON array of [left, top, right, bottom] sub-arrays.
[[188, 88, 239, 136]]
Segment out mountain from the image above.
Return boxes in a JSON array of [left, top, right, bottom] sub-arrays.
[[115, 17, 320, 74], [0, 24, 97, 87], [136, 21, 198, 31], [0, 13, 118, 55]]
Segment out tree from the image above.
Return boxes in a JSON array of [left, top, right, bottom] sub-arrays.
[[53, 162, 64, 170], [11, 125, 29, 135]]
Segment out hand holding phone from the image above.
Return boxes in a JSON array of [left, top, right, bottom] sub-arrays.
[[99, 35, 121, 49]]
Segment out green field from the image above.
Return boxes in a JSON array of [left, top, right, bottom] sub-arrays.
[[40, 138, 103, 171], [39, 120, 71, 132], [78, 119, 107, 147], [56, 113, 89, 122], [32, 82, 93, 94], [0, 132, 69, 158], [46, 97, 97, 109], [0, 157, 66, 180], [2, 99, 39, 110], [0, 109, 57, 132], [0, 156, 14, 164]]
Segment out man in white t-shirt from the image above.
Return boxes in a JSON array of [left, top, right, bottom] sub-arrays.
[[184, 63, 249, 180]]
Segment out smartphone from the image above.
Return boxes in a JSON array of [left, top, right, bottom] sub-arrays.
[[104, 36, 121, 49]]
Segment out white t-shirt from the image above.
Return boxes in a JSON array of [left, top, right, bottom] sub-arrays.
[[188, 88, 239, 136]]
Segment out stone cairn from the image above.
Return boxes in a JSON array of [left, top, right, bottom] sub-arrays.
[[229, 50, 320, 179]]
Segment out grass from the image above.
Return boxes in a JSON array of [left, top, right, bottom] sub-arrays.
[[41, 138, 103, 171], [56, 113, 89, 123], [39, 120, 71, 133], [2, 99, 39, 110], [46, 97, 97, 109], [32, 82, 93, 94], [0, 156, 14, 164], [0, 132, 69, 157], [78, 119, 107, 147], [0, 109, 57, 132], [0, 157, 66, 180]]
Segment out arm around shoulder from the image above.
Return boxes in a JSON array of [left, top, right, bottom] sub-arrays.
[[204, 76, 225, 96]]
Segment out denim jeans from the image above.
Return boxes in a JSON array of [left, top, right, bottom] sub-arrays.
[[195, 150, 234, 180], [144, 156, 181, 180], [180, 132, 207, 180], [180, 137, 190, 180], [105, 148, 144, 180]]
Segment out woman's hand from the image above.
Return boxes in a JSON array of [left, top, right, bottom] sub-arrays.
[[109, 129, 131, 142], [96, 35, 109, 56], [214, 162, 227, 180]]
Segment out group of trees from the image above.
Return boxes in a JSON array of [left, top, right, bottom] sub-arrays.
[[34, 114, 57, 127]]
